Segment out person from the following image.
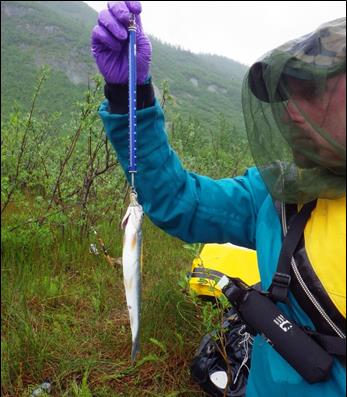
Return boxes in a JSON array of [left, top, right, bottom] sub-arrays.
[[91, 2, 346, 396]]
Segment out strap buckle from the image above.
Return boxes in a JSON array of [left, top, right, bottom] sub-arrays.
[[272, 272, 291, 288], [269, 272, 291, 303]]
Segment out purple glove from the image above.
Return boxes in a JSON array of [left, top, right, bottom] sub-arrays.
[[91, 1, 152, 84]]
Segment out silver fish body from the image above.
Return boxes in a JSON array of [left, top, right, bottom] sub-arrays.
[[121, 193, 144, 362]]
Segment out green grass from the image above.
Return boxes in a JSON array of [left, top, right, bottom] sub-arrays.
[[1, 215, 209, 396]]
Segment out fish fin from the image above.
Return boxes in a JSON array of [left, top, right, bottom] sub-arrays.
[[121, 206, 131, 229], [140, 242, 144, 273]]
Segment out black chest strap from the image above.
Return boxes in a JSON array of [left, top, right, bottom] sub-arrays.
[[269, 199, 346, 358], [269, 200, 317, 303]]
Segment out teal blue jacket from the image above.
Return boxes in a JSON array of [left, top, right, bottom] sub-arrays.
[[99, 99, 345, 397]]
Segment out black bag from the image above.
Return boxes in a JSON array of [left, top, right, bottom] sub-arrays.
[[221, 277, 334, 384], [190, 307, 254, 397]]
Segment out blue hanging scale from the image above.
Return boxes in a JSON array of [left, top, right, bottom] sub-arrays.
[[128, 13, 137, 191]]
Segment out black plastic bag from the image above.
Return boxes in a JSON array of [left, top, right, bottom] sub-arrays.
[[190, 307, 254, 397]]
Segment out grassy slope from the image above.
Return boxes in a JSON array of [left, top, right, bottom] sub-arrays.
[[1, 216, 208, 396]]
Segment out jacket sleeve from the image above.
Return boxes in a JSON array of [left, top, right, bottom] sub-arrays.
[[99, 99, 268, 249]]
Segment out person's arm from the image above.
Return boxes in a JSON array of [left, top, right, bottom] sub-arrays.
[[99, 97, 268, 248], [92, 1, 268, 248]]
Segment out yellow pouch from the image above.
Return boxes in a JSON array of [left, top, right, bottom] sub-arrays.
[[189, 243, 260, 298]]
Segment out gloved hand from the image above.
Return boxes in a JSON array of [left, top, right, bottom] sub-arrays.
[[91, 1, 152, 84]]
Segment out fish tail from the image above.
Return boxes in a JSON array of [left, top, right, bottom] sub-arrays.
[[131, 338, 140, 364]]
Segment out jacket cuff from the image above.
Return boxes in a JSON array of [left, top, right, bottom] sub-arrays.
[[104, 79, 155, 114]]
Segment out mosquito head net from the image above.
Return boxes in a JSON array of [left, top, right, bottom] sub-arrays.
[[243, 17, 346, 203]]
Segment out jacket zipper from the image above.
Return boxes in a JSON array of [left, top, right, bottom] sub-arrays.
[[281, 203, 346, 339]]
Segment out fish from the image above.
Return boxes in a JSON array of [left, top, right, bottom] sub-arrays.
[[121, 191, 144, 362]]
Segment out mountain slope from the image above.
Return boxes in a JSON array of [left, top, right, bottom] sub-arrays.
[[1, 1, 97, 122], [1, 1, 248, 133], [151, 39, 247, 128]]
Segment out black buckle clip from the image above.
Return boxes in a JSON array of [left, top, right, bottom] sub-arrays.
[[269, 273, 292, 303], [272, 272, 291, 288]]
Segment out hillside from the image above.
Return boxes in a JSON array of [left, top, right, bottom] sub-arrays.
[[150, 39, 247, 129], [1, 1, 97, 122], [1, 1, 248, 133]]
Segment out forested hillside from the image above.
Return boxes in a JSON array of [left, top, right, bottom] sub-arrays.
[[1, 1, 248, 133]]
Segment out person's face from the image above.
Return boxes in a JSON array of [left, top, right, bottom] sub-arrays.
[[283, 73, 346, 169]]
